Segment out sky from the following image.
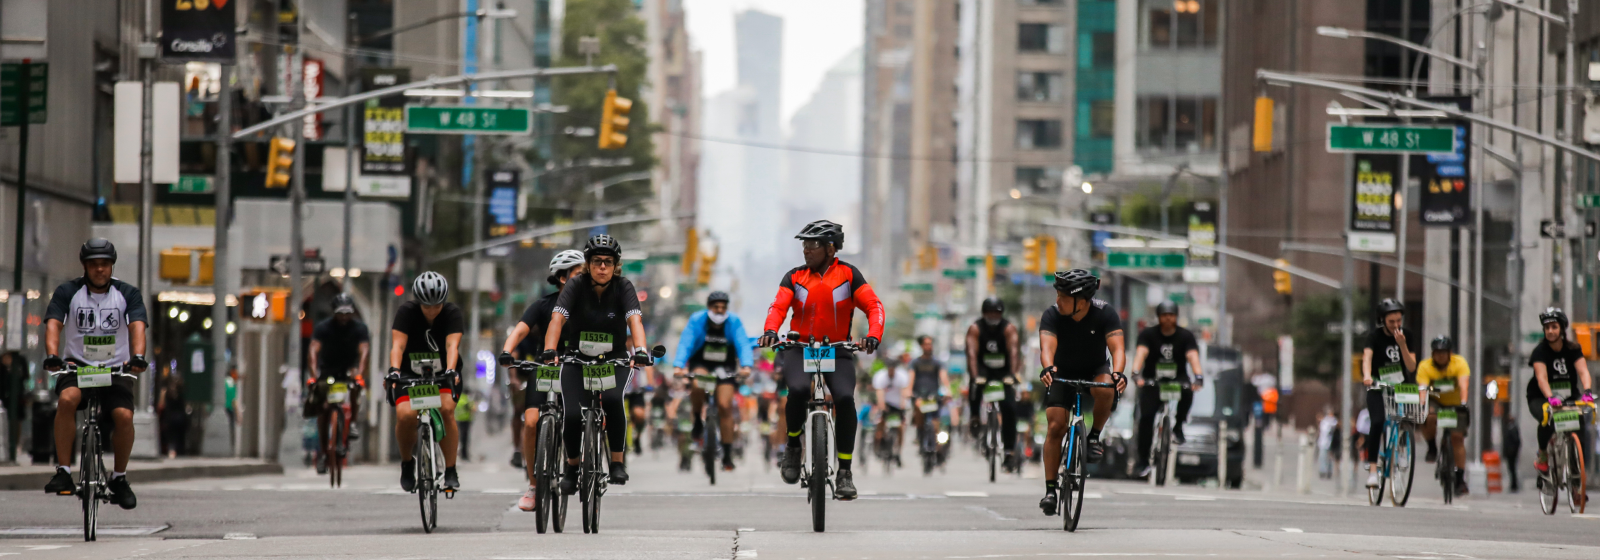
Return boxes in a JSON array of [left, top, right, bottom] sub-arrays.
[[682, 0, 864, 127]]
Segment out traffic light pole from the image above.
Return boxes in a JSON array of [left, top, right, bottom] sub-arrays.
[[286, 8, 308, 429], [212, 64, 234, 443]]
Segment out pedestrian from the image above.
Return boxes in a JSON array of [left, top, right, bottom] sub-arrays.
[[225, 368, 240, 447], [1502, 413, 1521, 493], [1316, 407, 1337, 479], [0, 351, 27, 463], [157, 366, 188, 458], [456, 391, 475, 462], [1355, 407, 1371, 463]]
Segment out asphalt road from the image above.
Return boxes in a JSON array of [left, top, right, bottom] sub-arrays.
[[2, 429, 1600, 559]]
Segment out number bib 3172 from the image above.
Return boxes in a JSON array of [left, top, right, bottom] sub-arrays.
[[803, 347, 835, 373]]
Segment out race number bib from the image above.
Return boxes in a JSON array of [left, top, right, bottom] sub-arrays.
[[407, 384, 442, 410], [697, 373, 718, 392], [408, 352, 442, 374], [1378, 364, 1404, 385], [582, 364, 616, 391], [1159, 382, 1183, 402], [982, 382, 1006, 403], [535, 366, 562, 393], [83, 335, 118, 364], [982, 353, 1006, 369], [1550, 381, 1573, 394], [1431, 378, 1455, 394], [1436, 408, 1458, 429], [578, 332, 614, 357], [803, 347, 835, 373], [1553, 410, 1583, 433], [77, 365, 113, 389], [327, 382, 349, 404], [884, 414, 902, 428], [1155, 363, 1178, 379], [917, 398, 940, 414], [1392, 383, 1421, 405], [701, 342, 729, 363]]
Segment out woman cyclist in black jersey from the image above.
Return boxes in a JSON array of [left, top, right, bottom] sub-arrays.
[[540, 235, 654, 494], [500, 249, 584, 511]]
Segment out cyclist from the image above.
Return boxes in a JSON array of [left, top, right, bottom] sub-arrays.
[[872, 348, 911, 465], [539, 235, 653, 494], [1526, 308, 1595, 473], [309, 293, 370, 474], [909, 335, 951, 455], [757, 219, 884, 501], [1416, 334, 1470, 495], [386, 271, 465, 493], [1036, 269, 1126, 516], [41, 238, 149, 509], [965, 296, 1023, 471], [625, 361, 656, 455], [1130, 300, 1203, 478], [1361, 298, 1418, 489], [498, 249, 584, 511], [672, 290, 755, 471]]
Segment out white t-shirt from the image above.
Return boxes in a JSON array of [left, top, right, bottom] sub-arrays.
[[872, 367, 912, 409]]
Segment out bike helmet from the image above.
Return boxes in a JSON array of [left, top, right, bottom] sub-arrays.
[[79, 238, 118, 263], [981, 297, 1004, 314], [547, 249, 585, 285], [795, 220, 844, 249], [1430, 335, 1453, 352], [707, 291, 730, 305], [584, 234, 622, 261], [1052, 269, 1100, 299], [412, 271, 450, 305], [1376, 298, 1405, 317], [1540, 307, 1569, 330], [331, 293, 357, 315], [1155, 300, 1179, 317]]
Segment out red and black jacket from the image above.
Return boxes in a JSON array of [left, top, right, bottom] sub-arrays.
[[764, 259, 885, 344]]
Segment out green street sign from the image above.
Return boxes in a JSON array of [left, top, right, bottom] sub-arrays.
[[913, 311, 942, 319], [622, 260, 646, 275], [900, 283, 935, 292], [966, 256, 985, 267], [646, 254, 681, 264], [1167, 292, 1190, 304], [993, 255, 1011, 267], [171, 175, 214, 194], [1197, 317, 1214, 327], [1105, 251, 1185, 270], [1581, 194, 1600, 209], [1326, 124, 1454, 155], [405, 105, 532, 135], [942, 268, 976, 279], [0, 63, 47, 126]]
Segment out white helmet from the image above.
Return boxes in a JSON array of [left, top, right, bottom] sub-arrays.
[[412, 271, 449, 305], [547, 249, 585, 284]]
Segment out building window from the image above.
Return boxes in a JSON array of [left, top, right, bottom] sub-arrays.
[[1016, 167, 1064, 193], [1144, 0, 1218, 49], [1091, 32, 1116, 68], [1017, 71, 1065, 102], [1019, 23, 1067, 53], [1137, 95, 1217, 152], [1090, 100, 1114, 139], [1017, 119, 1063, 149]]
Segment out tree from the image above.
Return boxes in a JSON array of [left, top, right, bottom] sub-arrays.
[[1289, 289, 1369, 383], [549, 0, 658, 207]]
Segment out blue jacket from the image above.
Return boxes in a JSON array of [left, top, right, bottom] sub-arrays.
[[673, 310, 755, 369]]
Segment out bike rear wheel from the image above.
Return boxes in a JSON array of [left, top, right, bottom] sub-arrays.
[[1566, 433, 1587, 513], [1390, 428, 1415, 507], [1369, 426, 1390, 506], [1539, 438, 1560, 515], [809, 413, 829, 533], [80, 426, 99, 542], [1064, 421, 1086, 532]]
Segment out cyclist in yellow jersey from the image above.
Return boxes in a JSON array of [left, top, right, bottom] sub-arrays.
[[1415, 335, 1471, 495]]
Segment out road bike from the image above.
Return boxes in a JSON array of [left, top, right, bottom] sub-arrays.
[[394, 365, 453, 533], [875, 408, 904, 475], [978, 379, 1008, 482], [53, 363, 133, 542], [565, 347, 665, 534], [915, 396, 943, 475], [772, 335, 861, 533], [687, 366, 738, 484], [514, 361, 569, 533], [1369, 382, 1424, 507], [1048, 377, 1115, 532], [1148, 376, 1186, 486], [1427, 394, 1466, 504], [1539, 402, 1595, 515], [322, 376, 354, 488]]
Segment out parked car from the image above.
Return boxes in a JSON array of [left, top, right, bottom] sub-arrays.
[[1171, 345, 1247, 488]]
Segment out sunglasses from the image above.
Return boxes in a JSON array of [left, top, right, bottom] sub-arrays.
[[590, 257, 617, 267], [802, 240, 828, 250]]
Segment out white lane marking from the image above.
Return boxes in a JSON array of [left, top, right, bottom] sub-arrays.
[[735, 551, 758, 558], [20, 545, 71, 550], [964, 505, 1016, 521], [1084, 492, 1103, 499], [1174, 496, 1216, 501], [0, 553, 19, 556], [488, 557, 554, 560], [482, 488, 523, 494], [223, 533, 257, 540], [1573, 513, 1600, 519], [1281, 528, 1303, 533], [0, 526, 167, 536], [946, 491, 990, 497], [1394, 554, 1474, 560], [738, 527, 756, 532]]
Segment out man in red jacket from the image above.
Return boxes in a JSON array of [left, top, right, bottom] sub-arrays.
[[758, 220, 884, 500]]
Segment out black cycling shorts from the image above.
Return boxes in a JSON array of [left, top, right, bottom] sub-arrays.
[[689, 361, 742, 387], [1043, 366, 1112, 410], [54, 373, 136, 412]]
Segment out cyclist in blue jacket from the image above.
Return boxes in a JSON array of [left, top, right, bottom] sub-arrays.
[[672, 291, 755, 471]]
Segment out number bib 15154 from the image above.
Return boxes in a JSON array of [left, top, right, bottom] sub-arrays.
[[327, 382, 349, 404], [583, 364, 616, 391], [578, 332, 614, 357], [701, 342, 729, 363], [77, 365, 113, 388], [917, 398, 940, 413], [697, 373, 718, 392], [803, 347, 835, 373], [408, 384, 442, 410]]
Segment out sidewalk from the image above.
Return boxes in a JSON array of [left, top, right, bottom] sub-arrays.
[[0, 458, 282, 491]]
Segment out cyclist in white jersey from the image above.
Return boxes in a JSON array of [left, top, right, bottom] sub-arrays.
[[41, 239, 149, 509]]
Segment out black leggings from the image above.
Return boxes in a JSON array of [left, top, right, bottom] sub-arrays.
[[1137, 383, 1193, 467], [780, 348, 858, 461], [967, 377, 1018, 451], [560, 362, 628, 461]]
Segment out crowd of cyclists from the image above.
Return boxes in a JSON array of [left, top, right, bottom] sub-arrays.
[[32, 221, 1600, 531]]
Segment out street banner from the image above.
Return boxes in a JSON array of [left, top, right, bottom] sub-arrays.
[[302, 58, 324, 140], [1184, 200, 1219, 283], [1349, 155, 1398, 253], [1418, 96, 1472, 227], [487, 169, 520, 237], [361, 67, 411, 175], [159, 0, 236, 62]]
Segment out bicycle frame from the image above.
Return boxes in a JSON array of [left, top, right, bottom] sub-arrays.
[[804, 368, 835, 485]]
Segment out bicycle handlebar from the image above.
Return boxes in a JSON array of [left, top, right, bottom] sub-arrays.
[[769, 339, 862, 353], [1051, 378, 1115, 389], [1541, 401, 1598, 426]]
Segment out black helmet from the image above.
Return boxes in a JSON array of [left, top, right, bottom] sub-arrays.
[[332, 293, 357, 314], [1540, 307, 1569, 330], [1053, 269, 1100, 299], [707, 291, 730, 305], [1376, 298, 1405, 317], [1430, 335, 1453, 352], [981, 297, 1004, 314], [584, 234, 622, 261], [795, 220, 844, 249], [1155, 301, 1179, 317], [80, 238, 117, 263]]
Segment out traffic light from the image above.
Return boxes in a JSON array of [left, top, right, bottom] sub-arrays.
[[1272, 258, 1292, 295], [1021, 237, 1041, 274], [697, 250, 717, 285], [1253, 96, 1274, 152], [682, 227, 699, 276], [265, 136, 297, 188], [918, 245, 937, 270], [598, 89, 633, 150], [1038, 236, 1058, 275]]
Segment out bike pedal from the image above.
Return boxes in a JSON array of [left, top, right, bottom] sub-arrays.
[[444, 489, 457, 499]]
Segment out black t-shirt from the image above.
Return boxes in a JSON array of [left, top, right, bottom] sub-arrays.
[[1136, 326, 1198, 382], [552, 272, 641, 359], [911, 357, 942, 397], [1365, 326, 1420, 384], [516, 291, 561, 358], [1039, 300, 1123, 379], [312, 318, 370, 376], [1527, 339, 1585, 398], [391, 301, 464, 377], [973, 318, 1012, 377]]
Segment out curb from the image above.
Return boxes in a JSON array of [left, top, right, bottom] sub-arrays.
[[0, 462, 283, 491]]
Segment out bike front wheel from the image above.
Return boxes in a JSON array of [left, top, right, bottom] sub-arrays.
[[809, 413, 830, 533], [534, 416, 559, 534], [986, 411, 999, 482], [1438, 438, 1454, 505], [1064, 421, 1086, 532], [329, 408, 345, 489], [704, 407, 719, 485], [1389, 428, 1414, 507], [1153, 415, 1171, 486], [80, 427, 99, 542], [416, 433, 438, 533]]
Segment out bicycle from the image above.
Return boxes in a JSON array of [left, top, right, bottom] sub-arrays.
[[514, 361, 569, 534], [915, 396, 942, 475], [1539, 402, 1595, 515], [876, 409, 903, 475], [322, 377, 354, 489], [1368, 382, 1425, 507], [52, 363, 134, 542], [1047, 377, 1116, 532], [1148, 378, 1185, 486], [565, 346, 665, 534], [772, 335, 861, 533], [687, 367, 738, 485], [978, 379, 1008, 482], [393, 364, 453, 533], [1427, 394, 1466, 504]]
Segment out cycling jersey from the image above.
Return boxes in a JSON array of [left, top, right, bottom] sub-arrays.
[[552, 272, 641, 359], [392, 301, 464, 377], [763, 258, 885, 344], [973, 318, 1012, 379], [1135, 326, 1198, 382], [1526, 339, 1583, 399], [1416, 354, 1469, 406], [910, 357, 942, 397], [516, 291, 560, 358], [44, 277, 148, 366], [873, 366, 912, 409], [1039, 300, 1122, 381], [313, 318, 370, 379], [673, 310, 755, 369], [1365, 326, 1420, 384]]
